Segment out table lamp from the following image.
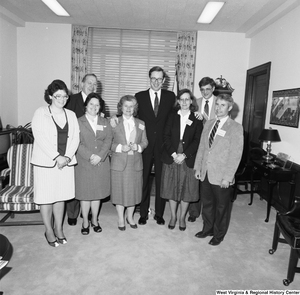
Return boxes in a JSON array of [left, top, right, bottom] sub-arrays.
[[258, 128, 281, 162]]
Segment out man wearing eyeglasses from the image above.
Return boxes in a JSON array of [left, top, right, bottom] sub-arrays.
[[188, 76, 217, 223], [136, 66, 176, 226], [65, 73, 98, 226]]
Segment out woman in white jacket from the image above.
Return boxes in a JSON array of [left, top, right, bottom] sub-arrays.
[[31, 80, 79, 247]]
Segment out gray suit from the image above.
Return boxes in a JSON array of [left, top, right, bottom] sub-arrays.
[[189, 95, 217, 218], [194, 117, 243, 240]]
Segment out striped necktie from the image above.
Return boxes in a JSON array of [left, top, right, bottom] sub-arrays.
[[154, 92, 159, 117], [209, 120, 220, 148]]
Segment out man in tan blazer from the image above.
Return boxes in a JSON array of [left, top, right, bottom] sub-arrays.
[[188, 77, 217, 222], [194, 94, 243, 246]]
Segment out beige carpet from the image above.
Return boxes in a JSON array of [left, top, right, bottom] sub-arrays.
[[0, 193, 299, 294]]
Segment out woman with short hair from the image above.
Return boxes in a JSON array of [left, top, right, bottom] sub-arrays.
[[110, 95, 148, 231]]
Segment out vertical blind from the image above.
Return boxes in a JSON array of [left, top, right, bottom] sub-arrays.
[[87, 28, 177, 116]]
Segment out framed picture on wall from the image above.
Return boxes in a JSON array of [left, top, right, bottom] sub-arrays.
[[269, 88, 300, 128]]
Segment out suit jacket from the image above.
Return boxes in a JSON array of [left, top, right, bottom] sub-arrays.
[[194, 117, 243, 185], [31, 106, 80, 167], [65, 92, 85, 118], [195, 95, 217, 121], [110, 117, 148, 171], [135, 89, 176, 154], [76, 115, 112, 166], [161, 111, 203, 168]]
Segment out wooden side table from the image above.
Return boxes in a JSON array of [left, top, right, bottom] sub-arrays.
[[250, 159, 297, 222]]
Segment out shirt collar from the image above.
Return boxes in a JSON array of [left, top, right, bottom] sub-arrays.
[[149, 88, 161, 97], [177, 110, 191, 117]]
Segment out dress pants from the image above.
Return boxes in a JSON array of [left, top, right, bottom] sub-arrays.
[[66, 198, 80, 220], [139, 147, 166, 219], [188, 183, 201, 218], [201, 174, 233, 240]]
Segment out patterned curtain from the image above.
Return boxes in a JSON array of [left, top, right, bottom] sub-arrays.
[[175, 32, 197, 92], [71, 26, 89, 94]]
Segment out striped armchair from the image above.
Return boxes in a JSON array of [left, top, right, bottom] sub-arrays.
[[0, 144, 42, 226]]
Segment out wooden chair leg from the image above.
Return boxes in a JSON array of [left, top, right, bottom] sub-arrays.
[[269, 220, 280, 254], [284, 248, 300, 286]]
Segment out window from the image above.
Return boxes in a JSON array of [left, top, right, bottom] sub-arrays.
[[87, 28, 177, 116]]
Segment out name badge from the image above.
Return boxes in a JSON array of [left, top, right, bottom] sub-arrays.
[[139, 124, 145, 130], [216, 129, 226, 137], [96, 125, 104, 131], [186, 119, 193, 126]]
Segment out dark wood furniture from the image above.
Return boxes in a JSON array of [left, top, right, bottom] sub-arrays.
[[250, 159, 297, 222], [269, 196, 300, 286]]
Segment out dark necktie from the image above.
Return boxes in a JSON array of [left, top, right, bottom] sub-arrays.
[[209, 119, 220, 148], [204, 100, 209, 117], [154, 92, 159, 117]]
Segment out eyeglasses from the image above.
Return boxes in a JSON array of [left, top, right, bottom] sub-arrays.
[[150, 78, 163, 83], [53, 95, 69, 100]]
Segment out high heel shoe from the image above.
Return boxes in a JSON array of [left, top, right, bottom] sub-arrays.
[[126, 218, 137, 229], [44, 233, 59, 247], [91, 222, 102, 233], [56, 237, 68, 244], [168, 218, 177, 230], [179, 220, 186, 231], [81, 223, 90, 235]]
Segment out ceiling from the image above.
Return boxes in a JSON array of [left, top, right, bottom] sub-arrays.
[[1, 0, 299, 37]]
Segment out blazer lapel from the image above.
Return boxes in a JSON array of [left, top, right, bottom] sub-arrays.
[[212, 118, 231, 147], [117, 117, 128, 144], [81, 115, 96, 136]]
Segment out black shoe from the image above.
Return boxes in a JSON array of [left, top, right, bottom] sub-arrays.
[[118, 226, 126, 231], [68, 218, 77, 226], [209, 237, 222, 246], [188, 216, 196, 222], [56, 237, 67, 245], [195, 231, 213, 238], [154, 215, 165, 225], [168, 218, 177, 230], [44, 233, 59, 248], [138, 216, 148, 225], [126, 219, 138, 229], [91, 222, 102, 233], [81, 223, 90, 235], [179, 226, 186, 231]]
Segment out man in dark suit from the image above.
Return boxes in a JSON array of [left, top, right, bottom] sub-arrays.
[[188, 77, 217, 222], [194, 94, 243, 246], [64, 73, 98, 225], [136, 66, 176, 226]]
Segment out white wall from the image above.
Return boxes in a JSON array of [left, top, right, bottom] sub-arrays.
[[17, 23, 72, 125], [193, 31, 250, 124], [0, 17, 18, 127], [249, 6, 300, 164]]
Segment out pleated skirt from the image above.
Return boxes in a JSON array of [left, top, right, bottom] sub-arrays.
[[161, 161, 199, 202], [33, 165, 75, 205], [110, 156, 142, 207], [161, 142, 199, 202]]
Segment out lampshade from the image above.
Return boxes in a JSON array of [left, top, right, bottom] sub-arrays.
[[258, 129, 281, 142]]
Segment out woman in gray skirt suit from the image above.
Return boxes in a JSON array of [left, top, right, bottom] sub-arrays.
[[75, 93, 112, 235], [110, 95, 148, 231]]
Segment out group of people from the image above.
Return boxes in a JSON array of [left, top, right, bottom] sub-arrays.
[[31, 66, 243, 248]]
